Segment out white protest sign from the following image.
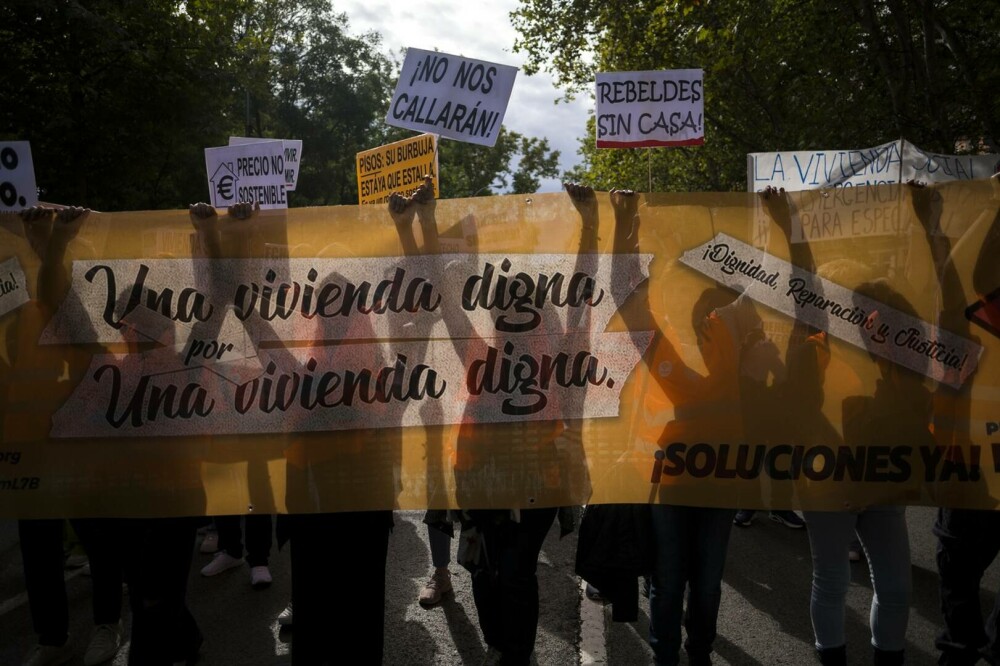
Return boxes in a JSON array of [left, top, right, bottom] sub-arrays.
[[747, 139, 999, 192], [204, 142, 288, 210], [904, 142, 999, 184], [0, 142, 38, 212], [747, 140, 903, 192], [595, 69, 704, 148], [229, 137, 302, 191], [746, 139, 999, 246], [386, 48, 518, 147]]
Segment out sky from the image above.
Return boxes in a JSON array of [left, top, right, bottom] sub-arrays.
[[334, 0, 594, 193]]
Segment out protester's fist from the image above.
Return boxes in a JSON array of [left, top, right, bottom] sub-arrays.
[[20, 206, 54, 258], [188, 202, 218, 230], [51, 206, 89, 246], [388, 191, 415, 227], [411, 175, 436, 204], [228, 201, 260, 220], [564, 182, 597, 229], [610, 188, 638, 221], [760, 185, 793, 239], [907, 179, 942, 225]]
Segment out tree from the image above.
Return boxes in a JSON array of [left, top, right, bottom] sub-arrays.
[[0, 0, 563, 209], [0, 0, 236, 210], [435, 128, 560, 198], [513, 0, 1000, 191]]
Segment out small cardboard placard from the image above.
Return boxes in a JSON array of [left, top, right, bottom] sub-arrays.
[[0, 141, 38, 212], [229, 137, 302, 191], [204, 142, 288, 210], [356, 134, 438, 205]]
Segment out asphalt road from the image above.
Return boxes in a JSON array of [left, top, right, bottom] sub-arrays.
[[1, 508, 997, 665]]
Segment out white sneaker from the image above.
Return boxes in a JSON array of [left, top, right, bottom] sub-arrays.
[[418, 569, 453, 606], [21, 642, 74, 666], [200, 551, 244, 576], [84, 621, 123, 666], [250, 565, 272, 589], [277, 602, 293, 627], [199, 532, 219, 554]]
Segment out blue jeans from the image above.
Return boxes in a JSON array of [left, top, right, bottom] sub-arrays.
[[804, 507, 911, 652], [649, 505, 736, 666]]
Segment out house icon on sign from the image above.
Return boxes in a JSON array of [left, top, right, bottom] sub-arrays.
[[211, 163, 239, 204]]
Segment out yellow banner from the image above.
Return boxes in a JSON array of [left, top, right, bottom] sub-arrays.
[[356, 134, 439, 205], [2, 179, 1000, 518]]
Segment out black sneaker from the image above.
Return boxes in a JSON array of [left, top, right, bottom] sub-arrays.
[[733, 510, 755, 527], [769, 510, 806, 529]]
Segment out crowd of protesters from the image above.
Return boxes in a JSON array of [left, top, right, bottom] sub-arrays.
[[7, 169, 1000, 666]]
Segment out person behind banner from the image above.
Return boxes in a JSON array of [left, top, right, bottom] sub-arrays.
[[608, 188, 750, 666], [800, 277, 925, 666], [8, 206, 130, 666], [388, 177, 594, 665], [930, 171, 1000, 666]]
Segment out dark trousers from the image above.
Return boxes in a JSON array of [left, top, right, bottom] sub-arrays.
[[215, 514, 273, 566], [18, 519, 68, 646], [289, 510, 392, 666], [73, 518, 126, 625], [934, 508, 1000, 665], [648, 505, 736, 666], [469, 507, 557, 666], [123, 518, 201, 666]]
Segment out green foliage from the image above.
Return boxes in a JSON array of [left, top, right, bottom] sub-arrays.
[[513, 0, 1000, 191], [437, 128, 560, 198], [0, 0, 560, 210]]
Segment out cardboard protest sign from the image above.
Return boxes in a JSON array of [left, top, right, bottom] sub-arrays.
[[356, 134, 438, 205], [595, 69, 704, 148], [204, 142, 288, 210], [0, 141, 38, 212], [746, 140, 999, 246], [229, 137, 302, 191], [386, 48, 517, 147]]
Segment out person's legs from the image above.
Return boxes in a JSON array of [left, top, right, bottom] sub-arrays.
[[73, 518, 125, 625], [126, 518, 201, 666], [291, 511, 391, 666], [18, 519, 69, 647], [244, 514, 273, 567], [420, 523, 454, 606], [855, 506, 911, 653], [469, 516, 503, 651], [934, 508, 1000, 665], [214, 515, 244, 559], [804, 511, 857, 652], [649, 505, 692, 666], [492, 508, 556, 666], [429, 524, 451, 569], [684, 507, 736, 662]]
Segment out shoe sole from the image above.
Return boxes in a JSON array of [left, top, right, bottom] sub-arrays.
[[201, 560, 244, 576], [418, 589, 452, 607], [769, 514, 805, 529], [733, 519, 753, 527]]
